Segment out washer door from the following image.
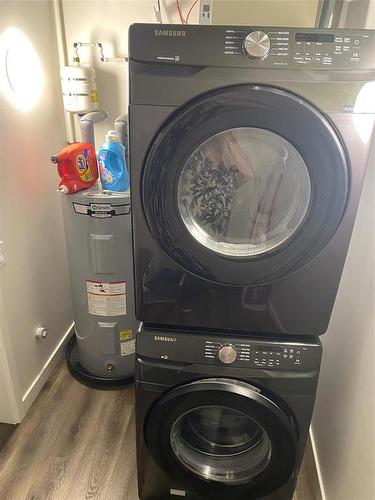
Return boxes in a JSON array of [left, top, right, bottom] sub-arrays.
[[142, 85, 348, 285], [145, 378, 298, 499]]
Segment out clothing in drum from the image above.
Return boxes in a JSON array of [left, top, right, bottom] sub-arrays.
[[178, 128, 311, 257]]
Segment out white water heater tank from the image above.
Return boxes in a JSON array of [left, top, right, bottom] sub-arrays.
[[61, 65, 99, 113]]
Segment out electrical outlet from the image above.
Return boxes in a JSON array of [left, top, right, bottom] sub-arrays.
[[199, 0, 212, 25], [0, 241, 5, 268]]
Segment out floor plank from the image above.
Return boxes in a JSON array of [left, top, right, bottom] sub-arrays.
[[0, 425, 16, 454], [0, 361, 319, 500]]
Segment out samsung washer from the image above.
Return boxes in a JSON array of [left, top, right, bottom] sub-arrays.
[[136, 328, 322, 499]]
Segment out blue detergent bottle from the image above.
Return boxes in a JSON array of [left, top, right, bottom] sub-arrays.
[[98, 130, 129, 191]]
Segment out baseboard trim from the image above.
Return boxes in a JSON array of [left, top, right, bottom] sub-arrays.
[[21, 323, 74, 413], [0, 327, 20, 423], [309, 427, 327, 500]]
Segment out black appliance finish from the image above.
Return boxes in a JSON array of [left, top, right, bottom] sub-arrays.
[[129, 24, 375, 336], [136, 328, 322, 499]]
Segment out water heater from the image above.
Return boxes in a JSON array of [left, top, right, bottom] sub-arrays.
[[62, 189, 138, 383]]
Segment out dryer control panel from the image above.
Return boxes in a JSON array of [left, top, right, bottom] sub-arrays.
[[130, 24, 375, 71], [138, 329, 322, 371], [224, 27, 372, 68]]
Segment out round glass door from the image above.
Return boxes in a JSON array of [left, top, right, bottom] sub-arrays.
[[170, 405, 271, 484], [146, 378, 298, 498], [178, 128, 311, 257]]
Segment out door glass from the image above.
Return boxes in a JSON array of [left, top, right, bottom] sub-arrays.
[[178, 128, 311, 257], [170, 405, 272, 484]]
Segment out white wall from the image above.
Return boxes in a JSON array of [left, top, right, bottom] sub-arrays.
[[212, 0, 318, 26], [312, 144, 375, 500], [0, 0, 73, 423], [61, 0, 198, 147]]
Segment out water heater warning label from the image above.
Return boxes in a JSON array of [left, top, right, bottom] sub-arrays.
[[86, 280, 127, 316], [120, 338, 135, 357]]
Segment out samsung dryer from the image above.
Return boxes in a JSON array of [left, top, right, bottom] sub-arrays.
[[129, 24, 375, 336], [136, 328, 322, 499]]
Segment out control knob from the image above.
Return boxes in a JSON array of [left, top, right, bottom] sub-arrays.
[[218, 344, 237, 364], [243, 31, 271, 60]]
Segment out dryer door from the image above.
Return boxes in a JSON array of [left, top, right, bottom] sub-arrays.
[[145, 378, 298, 499], [142, 85, 348, 285]]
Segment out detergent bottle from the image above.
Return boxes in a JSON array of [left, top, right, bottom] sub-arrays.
[[51, 143, 99, 194], [98, 130, 129, 192]]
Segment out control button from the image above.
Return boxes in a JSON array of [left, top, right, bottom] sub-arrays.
[[354, 39, 360, 45], [243, 31, 271, 59], [218, 344, 237, 364]]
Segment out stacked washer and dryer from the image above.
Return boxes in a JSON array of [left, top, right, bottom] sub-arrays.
[[128, 24, 375, 500]]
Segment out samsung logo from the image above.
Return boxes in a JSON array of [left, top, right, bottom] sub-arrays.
[[154, 335, 177, 343], [154, 29, 186, 37]]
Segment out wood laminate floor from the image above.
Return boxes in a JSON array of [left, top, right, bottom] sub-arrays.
[[0, 360, 320, 500]]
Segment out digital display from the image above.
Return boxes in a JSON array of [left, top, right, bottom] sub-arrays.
[[256, 346, 283, 354], [295, 33, 335, 43]]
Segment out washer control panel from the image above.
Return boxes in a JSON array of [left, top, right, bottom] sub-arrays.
[[138, 330, 322, 371], [205, 339, 316, 369]]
